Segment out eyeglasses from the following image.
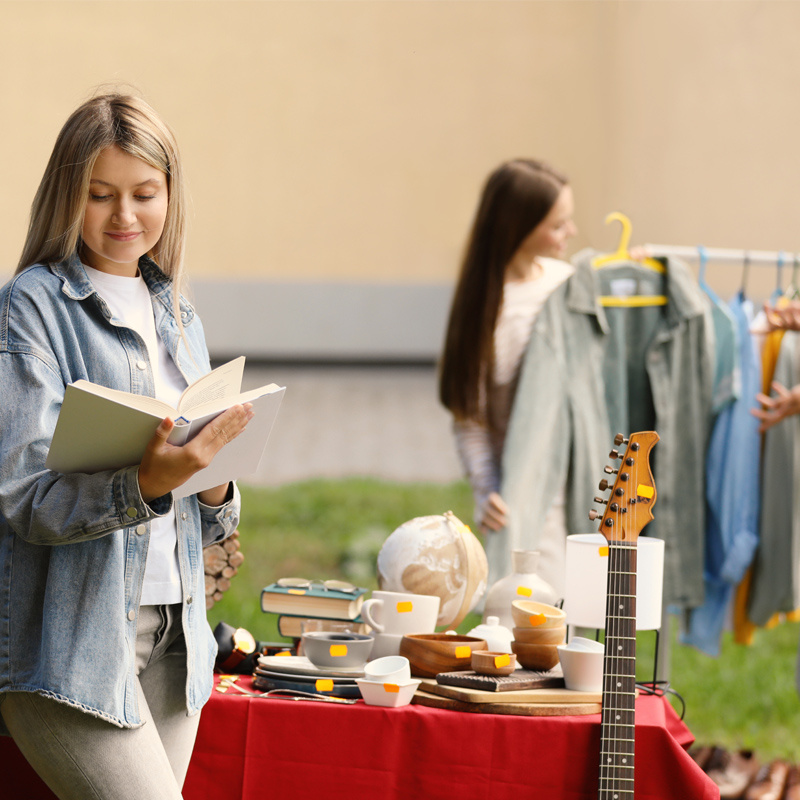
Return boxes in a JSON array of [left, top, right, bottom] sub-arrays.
[[276, 577, 360, 594]]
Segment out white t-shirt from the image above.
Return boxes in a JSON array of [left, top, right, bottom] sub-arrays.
[[85, 265, 187, 605]]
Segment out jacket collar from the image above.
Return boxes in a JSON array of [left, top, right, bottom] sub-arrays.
[[54, 253, 195, 324], [569, 248, 705, 331]]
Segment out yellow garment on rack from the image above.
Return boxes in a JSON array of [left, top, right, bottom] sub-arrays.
[[733, 303, 800, 643]]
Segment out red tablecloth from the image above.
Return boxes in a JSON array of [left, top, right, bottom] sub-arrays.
[[2, 677, 719, 799]]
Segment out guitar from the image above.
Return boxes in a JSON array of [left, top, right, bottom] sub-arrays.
[[589, 431, 659, 800]]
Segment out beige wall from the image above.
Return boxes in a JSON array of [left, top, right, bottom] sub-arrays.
[[2, 0, 800, 302]]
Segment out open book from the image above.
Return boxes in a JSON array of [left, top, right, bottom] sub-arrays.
[[45, 357, 285, 499]]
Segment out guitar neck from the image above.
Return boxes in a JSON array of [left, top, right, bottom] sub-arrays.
[[598, 541, 637, 800]]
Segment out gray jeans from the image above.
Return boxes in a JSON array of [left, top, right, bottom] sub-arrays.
[[0, 604, 201, 800]]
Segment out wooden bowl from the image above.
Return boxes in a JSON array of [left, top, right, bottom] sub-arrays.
[[510, 599, 566, 630], [511, 640, 560, 671], [399, 634, 487, 678], [471, 650, 517, 676], [512, 625, 567, 645]]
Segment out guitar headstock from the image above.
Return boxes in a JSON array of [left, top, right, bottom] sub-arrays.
[[590, 431, 659, 544]]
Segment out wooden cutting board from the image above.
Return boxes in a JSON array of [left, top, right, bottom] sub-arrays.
[[421, 678, 601, 705], [412, 689, 601, 717]]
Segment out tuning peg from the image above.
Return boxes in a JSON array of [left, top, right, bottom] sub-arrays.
[[603, 465, 618, 475], [593, 496, 608, 505], [614, 433, 628, 446], [599, 478, 613, 492], [609, 449, 622, 460], [588, 509, 601, 521]]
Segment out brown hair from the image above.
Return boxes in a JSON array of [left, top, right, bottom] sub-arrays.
[[438, 158, 568, 422], [17, 92, 186, 278]]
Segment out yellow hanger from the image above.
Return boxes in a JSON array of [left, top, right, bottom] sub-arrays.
[[592, 212, 667, 307]]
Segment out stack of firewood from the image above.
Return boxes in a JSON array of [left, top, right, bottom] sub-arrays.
[[203, 531, 244, 609]]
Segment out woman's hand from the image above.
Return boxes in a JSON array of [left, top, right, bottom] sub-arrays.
[[480, 491, 510, 533], [752, 382, 800, 432], [138, 403, 254, 503], [762, 301, 800, 332]]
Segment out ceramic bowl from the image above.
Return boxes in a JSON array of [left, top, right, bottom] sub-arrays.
[[510, 640, 561, 671], [363, 655, 411, 684], [510, 599, 567, 630], [399, 634, 487, 678], [355, 678, 422, 708], [301, 631, 374, 670], [511, 625, 567, 645], [557, 640, 604, 692], [471, 650, 517, 676]]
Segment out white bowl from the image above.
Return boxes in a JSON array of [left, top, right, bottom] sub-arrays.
[[355, 678, 421, 708], [363, 655, 411, 684]]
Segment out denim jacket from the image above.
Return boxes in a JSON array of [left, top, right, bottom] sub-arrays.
[[0, 254, 240, 731]]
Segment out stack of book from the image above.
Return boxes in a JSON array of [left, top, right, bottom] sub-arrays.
[[261, 582, 370, 640]]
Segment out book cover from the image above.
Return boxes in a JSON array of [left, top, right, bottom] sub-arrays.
[[261, 583, 366, 620], [45, 358, 285, 499], [276, 614, 368, 639]]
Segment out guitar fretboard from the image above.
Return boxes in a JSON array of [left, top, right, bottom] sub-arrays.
[[598, 541, 637, 800]]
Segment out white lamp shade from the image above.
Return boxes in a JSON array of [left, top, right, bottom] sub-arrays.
[[563, 533, 665, 631]]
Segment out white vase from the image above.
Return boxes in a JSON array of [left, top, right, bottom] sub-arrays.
[[482, 549, 559, 630]]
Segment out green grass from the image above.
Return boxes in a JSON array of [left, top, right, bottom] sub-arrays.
[[209, 478, 800, 762]]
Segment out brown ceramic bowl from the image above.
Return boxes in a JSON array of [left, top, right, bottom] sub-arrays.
[[511, 640, 561, 671], [510, 599, 566, 630], [399, 634, 487, 678], [471, 650, 517, 677], [512, 625, 567, 645]]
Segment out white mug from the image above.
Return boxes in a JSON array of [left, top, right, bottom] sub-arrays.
[[361, 591, 440, 635]]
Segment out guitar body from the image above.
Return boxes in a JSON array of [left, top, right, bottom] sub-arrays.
[[593, 431, 659, 800]]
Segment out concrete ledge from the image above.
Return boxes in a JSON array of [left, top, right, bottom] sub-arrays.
[[191, 280, 454, 363]]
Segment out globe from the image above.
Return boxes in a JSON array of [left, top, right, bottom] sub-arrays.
[[376, 511, 488, 629]]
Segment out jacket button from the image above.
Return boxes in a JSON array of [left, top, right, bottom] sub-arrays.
[[186, 596, 193, 605], [127, 610, 136, 621], [126, 507, 138, 518], [181, 512, 187, 520], [136, 524, 146, 535], [136, 360, 147, 370]]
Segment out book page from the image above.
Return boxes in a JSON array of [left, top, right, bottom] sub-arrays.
[[178, 357, 246, 414], [69, 380, 176, 417]]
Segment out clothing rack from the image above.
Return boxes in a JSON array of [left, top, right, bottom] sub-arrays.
[[644, 244, 800, 266]]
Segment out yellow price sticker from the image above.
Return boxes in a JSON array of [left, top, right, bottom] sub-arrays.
[[288, 588, 306, 595], [383, 683, 400, 693], [275, 650, 292, 657], [598, 546, 609, 557], [315, 679, 334, 692], [397, 601, 413, 613], [455, 645, 471, 658], [516, 586, 532, 597], [494, 654, 510, 668], [330, 644, 348, 657], [528, 613, 546, 627], [637, 484, 654, 499]]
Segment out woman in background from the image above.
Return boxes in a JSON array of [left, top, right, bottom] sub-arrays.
[[0, 92, 251, 799], [439, 158, 578, 593]]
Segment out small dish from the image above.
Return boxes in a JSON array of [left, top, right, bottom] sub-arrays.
[[510, 640, 560, 671], [301, 631, 374, 670], [471, 650, 517, 676], [510, 599, 566, 630], [399, 633, 487, 678], [355, 678, 422, 707], [363, 655, 411, 684], [512, 625, 567, 645]]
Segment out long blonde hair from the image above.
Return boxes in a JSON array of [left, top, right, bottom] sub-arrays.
[[17, 93, 187, 296]]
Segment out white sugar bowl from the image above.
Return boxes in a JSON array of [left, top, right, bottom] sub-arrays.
[[466, 616, 514, 654]]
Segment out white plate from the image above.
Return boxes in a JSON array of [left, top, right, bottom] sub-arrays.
[[258, 655, 366, 678]]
